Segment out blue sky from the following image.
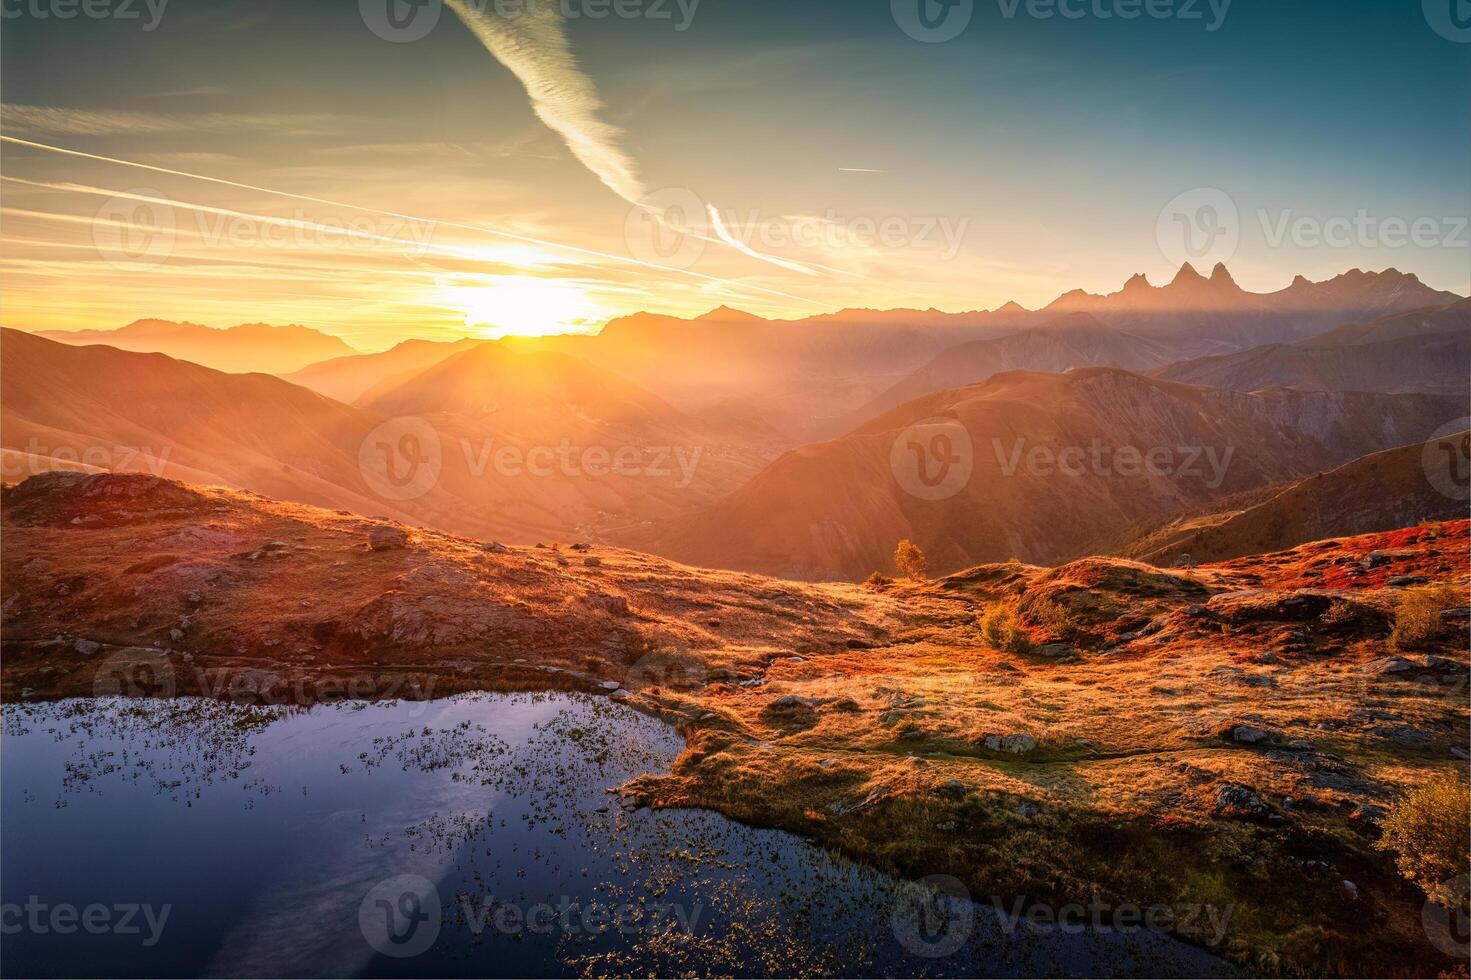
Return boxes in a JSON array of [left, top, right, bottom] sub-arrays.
[[2, 0, 1467, 345]]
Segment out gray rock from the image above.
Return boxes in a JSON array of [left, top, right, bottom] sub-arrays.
[[481, 541, 509, 554], [984, 733, 1038, 754], [73, 638, 101, 656], [1230, 725, 1271, 744], [1387, 575, 1429, 587], [367, 526, 409, 551]]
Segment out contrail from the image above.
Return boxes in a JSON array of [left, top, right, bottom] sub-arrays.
[[439, 2, 814, 278], [0, 135, 824, 308], [706, 205, 817, 277]]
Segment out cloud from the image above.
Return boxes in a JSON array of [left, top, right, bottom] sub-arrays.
[[0, 103, 338, 137], [444, 0, 645, 204], [706, 205, 817, 277]]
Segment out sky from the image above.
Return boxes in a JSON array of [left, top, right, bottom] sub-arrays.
[[1, 0, 1468, 350]]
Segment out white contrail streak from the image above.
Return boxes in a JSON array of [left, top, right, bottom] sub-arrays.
[[0, 135, 824, 307], [706, 205, 817, 277], [443, 0, 643, 204]]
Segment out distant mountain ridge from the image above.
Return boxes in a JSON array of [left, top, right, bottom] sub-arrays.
[[35, 319, 358, 375]]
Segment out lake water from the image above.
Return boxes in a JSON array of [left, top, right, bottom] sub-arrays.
[[1, 694, 1232, 978]]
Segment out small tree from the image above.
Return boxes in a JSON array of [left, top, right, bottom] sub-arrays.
[[894, 539, 928, 581], [1376, 772, 1471, 914]]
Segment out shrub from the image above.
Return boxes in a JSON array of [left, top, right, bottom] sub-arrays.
[[980, 606, 1032, 655], [864, 571, 892, 589], [1391, 582, 1460, 650], [894, 540, 928, 581], [1375, 772, 1471, 913]]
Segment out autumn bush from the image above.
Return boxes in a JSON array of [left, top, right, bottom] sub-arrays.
[[980, 606, 1032, 655], [1391, 582, 1460, 650], [1375, 772, 1471, 914]]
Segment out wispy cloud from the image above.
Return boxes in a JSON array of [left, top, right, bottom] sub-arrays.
[[1, 103, 338, 137], [706, 205, 817, 277], [443, 0, 644, 204]]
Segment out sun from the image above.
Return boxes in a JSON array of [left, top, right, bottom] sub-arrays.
[[446, 276, 606, 339]]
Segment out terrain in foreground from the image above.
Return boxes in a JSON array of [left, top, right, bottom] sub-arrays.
[[2, 472, 1468, 976]]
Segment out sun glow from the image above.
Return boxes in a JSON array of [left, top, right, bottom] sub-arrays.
[[449, 276, 607, 339]]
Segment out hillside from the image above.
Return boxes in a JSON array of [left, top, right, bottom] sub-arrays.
[[837, 313, 1171, 431], [1157, 299, 1471, 394], [2, 471, 1466, 977], [1120, 436, 1471, 565], [657, 367, 1465, 580], [35, 319, 358, 375], [283, 336, 485, 403]]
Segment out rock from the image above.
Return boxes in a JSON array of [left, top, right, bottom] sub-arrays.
[[367, 526, 409, 551], [168, 628, 184, 642], [184, 591, 202, 605], [1255, 651, 1279, 665], [586, 593, 630, 617], [761, 695, 820, 729], [1286, 739, 1314, 750], [939, 779, 967, 796], [481, 541, 509, 554], [1341, 880, 1360, 899], [1036, 643, 1075, 659], [1366, 656, 1416, 675], [584, 557, 602, 568], [1372, 724, 1432, 744], [1213, 782, 1268, 819], [1451, 746, 1469, 760], [983, 733, 1038, 754], [570, 543, 591, 551], [599, 680, 620, 691], [1172, 554, 1197, 569], [263, 540, 291, 553], [1387, 575, 1429, 587], [1441, 607, 1471, 623], [1229, 725, 1271, 744], [73, 638, 101, 656], [1015, 800, 1041, 818]]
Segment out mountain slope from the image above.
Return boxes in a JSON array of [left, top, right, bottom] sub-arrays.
[[657, 367, 1465, 580], [35, 319, 358, 374], [1119, 435, 1471, 564], [1156, 299, 1471, 394], [284, 336, 485, 403], [837, 313, 1172, 430]]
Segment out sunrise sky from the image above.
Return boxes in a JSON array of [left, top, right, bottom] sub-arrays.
[[2, 0, 1467, 350]]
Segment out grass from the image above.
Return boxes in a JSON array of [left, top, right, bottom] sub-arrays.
[[1392, 582, 1461, 650]]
